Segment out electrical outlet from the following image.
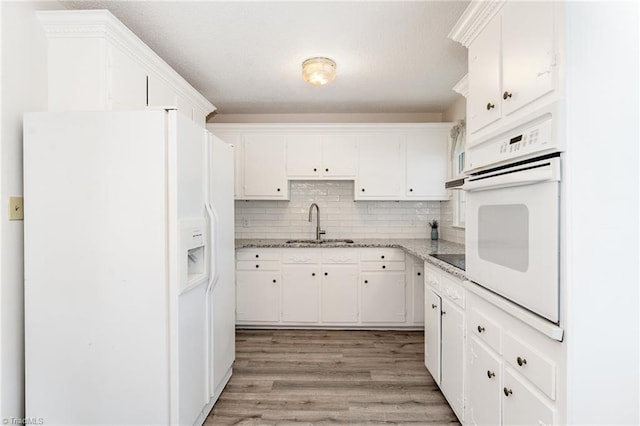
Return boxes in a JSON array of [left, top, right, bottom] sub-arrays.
[[8, 196, 24, 221]]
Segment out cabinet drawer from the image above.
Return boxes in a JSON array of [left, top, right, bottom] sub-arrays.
[[503, 332, 556, 400], [469, 307, 503, 354], [502, 367, 556, 425], [360, 261, 405, 272], [237, 250, 281, 261], [440, 275, 465, 308], [360, 249, 405, 262], [237, 260, 281, 271], [467, 336, 502, 426], [282, 249, 320, 264], [321, 249, 360, 264]]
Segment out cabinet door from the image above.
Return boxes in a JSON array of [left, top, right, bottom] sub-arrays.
[[322, 134, 357, 178], [286, 134, 322, 178], [468, 15, 502, 134], [501, 1, 555, 116], [356, 134, 403, 199], [282, 265, 320, 323], [424, 289, 441, 383], [467, 336, 502, 426], [441, 298, 465, 422], [243, 134, 287, 198], [360, 272, 406, 323], [405, 132, 448, 200], [502, 367, 556, 426], [412, 263, 425, 324], [320, 265, 358, 323], [236, 271, 280, 322], [110, 46, 147, 110], [147, 72, 176, 108]]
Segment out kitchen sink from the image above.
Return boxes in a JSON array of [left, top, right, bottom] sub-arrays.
[[285, 239, 354, 244]]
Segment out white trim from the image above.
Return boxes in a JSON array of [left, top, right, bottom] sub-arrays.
[[208, 122, 455, 133], [448, 0, 506, 47], [37, 9, 215, 116], [452, 74, 469, 98]]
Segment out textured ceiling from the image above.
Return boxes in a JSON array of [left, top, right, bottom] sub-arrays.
[[62, 1, 469, 115]]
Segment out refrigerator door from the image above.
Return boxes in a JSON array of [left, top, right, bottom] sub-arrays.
[[206, 132, 236, 402], [24, 111, 171, 425]]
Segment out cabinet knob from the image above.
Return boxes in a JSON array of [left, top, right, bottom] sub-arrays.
[[272, 279, 277, 283], [417, 272, 421, 276], [364, 280, 368, 284], [255, 254, 259, 258], [255, 264, 260, 268], [517, 356, 527, 367], [382, 265, 386, 269], [503, 91, 513, 100], [503, 387, 513, 397], [312, 273, 316, 276], [381, 255, 385, 259], [431, 304, 438, 309], [277, 188, 281, 192], [487, 370, 495, 379], [313, 168, 317, 172], [477, 325, 485, 333], [441, 310, 447, 315], [486, 102, 495, 110], [409, 188, 413, 192], [325, 168, 329, 172], [324, 272, 328, 276]]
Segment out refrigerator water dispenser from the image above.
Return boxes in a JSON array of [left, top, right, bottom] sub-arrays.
[[180, 218, 208, 293]]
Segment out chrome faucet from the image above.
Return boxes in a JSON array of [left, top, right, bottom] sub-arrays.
[[308, 203, 326, 241]]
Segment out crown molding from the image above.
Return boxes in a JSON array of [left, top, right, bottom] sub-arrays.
[[452, 74, 469, 98], [448, 0, 506, 47], [37, 10, 215, 115]]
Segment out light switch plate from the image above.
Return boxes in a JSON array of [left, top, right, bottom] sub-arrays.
[[8, 196, 23, 221]]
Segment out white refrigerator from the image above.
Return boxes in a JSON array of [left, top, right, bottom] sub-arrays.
[[23, 109, 235, 425]]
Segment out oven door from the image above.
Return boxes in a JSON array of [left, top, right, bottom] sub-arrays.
[[464, 155, 561, 323]]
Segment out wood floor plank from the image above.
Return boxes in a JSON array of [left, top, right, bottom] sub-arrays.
[[206, 330, 459, 425]]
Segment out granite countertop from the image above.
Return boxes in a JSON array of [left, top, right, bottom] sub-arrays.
[[235, 238, 466, 280]]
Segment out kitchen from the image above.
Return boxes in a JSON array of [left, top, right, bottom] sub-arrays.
[[0, 1, 638, 425]]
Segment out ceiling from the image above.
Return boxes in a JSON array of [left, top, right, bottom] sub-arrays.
[[62, 1, 469, 116]]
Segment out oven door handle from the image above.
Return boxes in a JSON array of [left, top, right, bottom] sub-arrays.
[[462, 164, 558, 192]]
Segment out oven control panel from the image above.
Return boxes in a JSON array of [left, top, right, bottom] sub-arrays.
[[498, 119, 551, 156]]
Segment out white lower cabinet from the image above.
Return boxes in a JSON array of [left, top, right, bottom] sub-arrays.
[[236, 247, 421, 327], [320, 265, 359, 323], [236, 271, 280, 322], [467, 336, 502, 426], [502, 367, 556, 425], [441, 298, 465, 421], [282, 264, 320, 323], [424, 288, 442, 383]]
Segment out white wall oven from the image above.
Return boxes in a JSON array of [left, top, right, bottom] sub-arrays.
[[464, 104, 563, 324]]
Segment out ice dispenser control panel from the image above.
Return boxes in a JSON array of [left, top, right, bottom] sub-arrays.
[[180, 219, 208, 293]]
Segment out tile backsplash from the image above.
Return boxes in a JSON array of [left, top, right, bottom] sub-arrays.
[[235, 181, 443, 240]]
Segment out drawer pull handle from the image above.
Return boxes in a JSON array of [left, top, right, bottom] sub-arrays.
[[487, 370, 495, 379], [503, 387, 513, 397], [517, 356, 527, 367], [477, 325, 485, 333], [431, 304, 438, 309]]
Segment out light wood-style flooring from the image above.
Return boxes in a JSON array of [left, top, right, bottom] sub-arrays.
[[205, 329, 459, 425]]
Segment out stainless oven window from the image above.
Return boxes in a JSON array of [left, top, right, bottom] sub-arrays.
[[478, 204, 529, 272]]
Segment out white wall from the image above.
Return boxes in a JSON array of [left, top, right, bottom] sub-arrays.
[[0, 0, 62, 419], [235, 181, 440, 240], [439, 96, 466, 245], [564, 2, 639, 424]]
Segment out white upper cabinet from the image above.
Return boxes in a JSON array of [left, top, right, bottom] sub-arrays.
[[405, 130, 449, 200], [37, 10, 215, 127], [452, 1, 560, 137], [355, 133, 403, 200], [209, 124, 451, 201], [242, 134, 288, 199]]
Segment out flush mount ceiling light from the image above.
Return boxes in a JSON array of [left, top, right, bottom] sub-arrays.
[[302, 57, 337, 86]]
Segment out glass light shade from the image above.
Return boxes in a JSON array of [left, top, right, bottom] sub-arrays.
[[302, 57, 336, 86]]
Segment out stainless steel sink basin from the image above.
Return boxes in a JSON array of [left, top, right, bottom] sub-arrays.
[[285, 239, 354, 244]]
